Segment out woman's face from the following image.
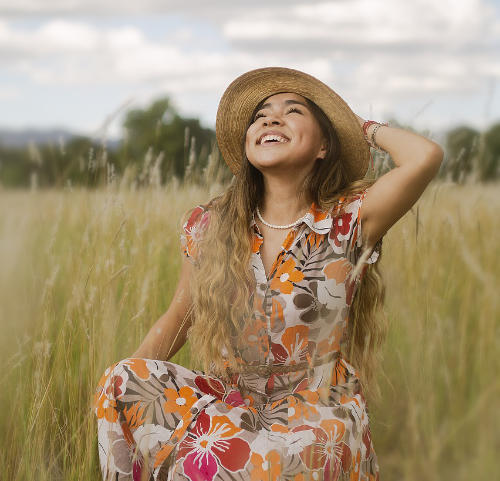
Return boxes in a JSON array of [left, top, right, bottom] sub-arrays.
[[245, 92, 327, 175]]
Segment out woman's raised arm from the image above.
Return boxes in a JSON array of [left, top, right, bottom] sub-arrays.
[[354, 115, 444, 249], [131, 257, 194, 361]]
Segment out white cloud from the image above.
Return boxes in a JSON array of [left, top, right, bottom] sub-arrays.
[[0, 0, 499, 133], [3, 1, 498, 95], [0, 0, 325, 17], [222, 0, 500, 98], [0, 85, 21, 100], [0, 17, 336, 92], [0, 19, 229, 85], [226, 0, 500, 50]]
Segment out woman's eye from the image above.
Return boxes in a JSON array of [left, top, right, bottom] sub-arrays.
[[253, 107, 302, 122]]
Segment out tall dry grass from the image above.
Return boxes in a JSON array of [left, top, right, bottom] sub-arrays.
[[0, 179, 498, 480]]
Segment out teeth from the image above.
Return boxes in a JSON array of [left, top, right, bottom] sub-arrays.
[[260, 134, 289, 144]]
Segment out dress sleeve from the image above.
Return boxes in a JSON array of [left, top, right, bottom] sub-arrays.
[[180, 204, 211, 263], [329, 187, 382, 267]]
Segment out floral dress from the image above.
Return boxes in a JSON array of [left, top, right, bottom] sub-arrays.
[[93, 187, 383, 481]]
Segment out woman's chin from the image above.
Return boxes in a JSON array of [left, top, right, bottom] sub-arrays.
[[251, 160, 288, 172], [249, 157, 314, 176], [248, 154, 291, 170]]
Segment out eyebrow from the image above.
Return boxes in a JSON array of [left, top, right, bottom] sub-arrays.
[[257, 99, 309, 112]]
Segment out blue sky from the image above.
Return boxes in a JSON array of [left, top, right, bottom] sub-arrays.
[[1, 0, 499, 142]]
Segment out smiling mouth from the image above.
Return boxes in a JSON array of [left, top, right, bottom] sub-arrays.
[[258, 140, 289, 147], [257, 134, 290, 145]]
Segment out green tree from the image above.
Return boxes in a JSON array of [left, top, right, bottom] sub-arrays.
[[32, 136, 106, 188], [479, 122, 500, 181], [0, 144, 31, 187], [119, 97, 215, 182], [444, 126, 479, 183]]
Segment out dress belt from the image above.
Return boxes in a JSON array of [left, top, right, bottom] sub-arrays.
[[228, 350, 341, 377]]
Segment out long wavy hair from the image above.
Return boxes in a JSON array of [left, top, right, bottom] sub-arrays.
[[184, 95, 388, 403]]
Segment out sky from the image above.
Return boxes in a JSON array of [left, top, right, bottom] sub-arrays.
[[0, 0, 499, 142]]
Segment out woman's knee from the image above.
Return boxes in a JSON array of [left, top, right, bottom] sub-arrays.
[[93, 358, 136, 415]]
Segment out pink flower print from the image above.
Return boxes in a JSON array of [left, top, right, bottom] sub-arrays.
[[224, 390, 246, 407], [178, 411, 251, 481]]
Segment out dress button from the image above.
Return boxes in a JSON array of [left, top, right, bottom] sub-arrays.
[[259, 283, 267, 290]]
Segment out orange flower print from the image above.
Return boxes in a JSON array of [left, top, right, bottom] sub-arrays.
[[282, 325, 309, 362], [250, 451, 282, 481], [349, 449, 361, 481], [270, 258, 304, 294], [122, 401, 147, 429], [124, 358, 150, 380], [271, 325, 310, 365], [94, 390, 118, 423], [306, 231, 323, 249], [281, 229, 298, 251], [288, 395, 318, 422], [293, 419, 351, 480], [331, 359, 349, 385], [310, 202, 328, 223], [298, 390, 320, 404], [93, 364, 122, 423], [323, 258, 352, 284], [163, 386, 198, 416], [252, 232, 263, 253]]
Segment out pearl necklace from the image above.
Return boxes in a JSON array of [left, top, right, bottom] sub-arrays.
[[256, 206, 308, 230]]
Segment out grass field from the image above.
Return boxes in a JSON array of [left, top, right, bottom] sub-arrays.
[[0, 180, 498, 480]]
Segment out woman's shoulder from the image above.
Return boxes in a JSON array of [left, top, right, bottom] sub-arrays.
[[180, 199, 219, 261], [326, 186, 369, 218], [182, 201, 214, 234], [326, 185, 382, 266], [184, 202, 210, 223]]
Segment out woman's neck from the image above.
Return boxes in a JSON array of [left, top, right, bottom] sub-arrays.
[[259, 173, 311, 225]]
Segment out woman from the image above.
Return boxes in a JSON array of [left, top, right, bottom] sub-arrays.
[[93, 67, 443, 480]]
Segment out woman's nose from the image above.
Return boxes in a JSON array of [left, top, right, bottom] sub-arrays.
[[263, 117, 282, 126]]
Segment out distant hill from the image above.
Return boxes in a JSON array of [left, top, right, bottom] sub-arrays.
[[0, 128, 121, 150]]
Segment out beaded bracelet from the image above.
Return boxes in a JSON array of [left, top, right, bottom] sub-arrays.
[[362, 120, 389, 152], [371, 123, 388, 151], [362, 120, 378, 139]]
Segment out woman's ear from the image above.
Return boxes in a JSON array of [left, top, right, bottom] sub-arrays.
[[317, 139, 328, 160]]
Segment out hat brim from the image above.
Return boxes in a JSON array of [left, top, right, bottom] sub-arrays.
[[215, 66, 370, 182]]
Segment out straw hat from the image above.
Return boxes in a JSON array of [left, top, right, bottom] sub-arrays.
[[215, 66, 370, 182]]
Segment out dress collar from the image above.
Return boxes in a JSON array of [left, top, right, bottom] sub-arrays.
[[250, 200, 344, 235], [301, 202, 334, 234]]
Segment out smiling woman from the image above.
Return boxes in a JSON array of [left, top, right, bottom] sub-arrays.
[[93, 66, 443, 480], [245, 93, 328, 178]]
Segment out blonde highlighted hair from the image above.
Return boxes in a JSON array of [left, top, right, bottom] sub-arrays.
[[183, 96, 388, 403]]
